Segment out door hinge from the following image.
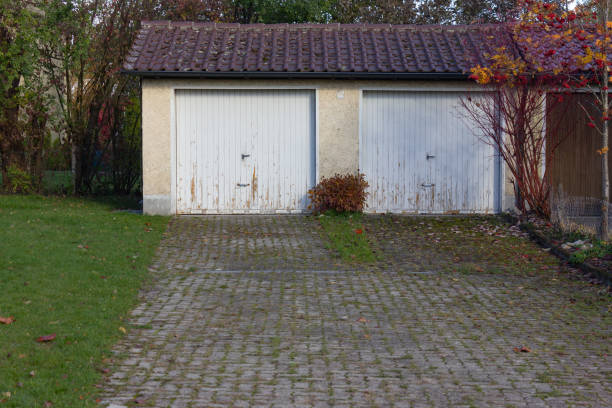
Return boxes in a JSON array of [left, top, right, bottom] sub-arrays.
[[421, 183, 435, 188], [241, 154, 251, 160], [237, 183, 250, 187], [426, 154, 435, 160]]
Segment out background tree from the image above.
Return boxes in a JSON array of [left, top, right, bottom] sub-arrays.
[[417, 0, 454, 24], [0, 1, 52, 192], [40, 0, 157, 194], [329, 0, 418, 24], [452, 0, 519, 23]]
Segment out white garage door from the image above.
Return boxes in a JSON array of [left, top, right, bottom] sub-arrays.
[[361, 91, 499, 213], [176, 89, 316, 214]]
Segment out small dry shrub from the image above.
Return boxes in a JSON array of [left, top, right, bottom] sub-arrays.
[[308, 173, 369, 214]]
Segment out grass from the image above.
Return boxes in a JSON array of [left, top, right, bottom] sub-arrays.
[[362, 215, 562, 276], [569, 240, 612, 265], [318, 210, 378, 263], [0, 194, 169, 407]]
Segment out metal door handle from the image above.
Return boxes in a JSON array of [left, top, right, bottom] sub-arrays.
[[237, 183, 250, 187], [241, 154, 250, 160], [426, 154, 435, 160], [421, 183, 435, 188]]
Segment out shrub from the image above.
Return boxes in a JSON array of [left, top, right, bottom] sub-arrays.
[[6, 165, 34, 194], [308, 173, 369, 214], [44, 138, 71, 171]]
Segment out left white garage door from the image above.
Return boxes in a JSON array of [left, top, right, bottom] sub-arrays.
[[176, 89, 316, 214]]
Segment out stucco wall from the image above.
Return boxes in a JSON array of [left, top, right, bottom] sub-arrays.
[[141, 78, 514, 214]]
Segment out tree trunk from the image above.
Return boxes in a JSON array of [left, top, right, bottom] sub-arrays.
[[515, 85, 529, 214], [601, 74, 609, 240], [600, 2, 609, 240]]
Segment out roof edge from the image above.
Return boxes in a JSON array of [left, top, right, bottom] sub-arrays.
[[122, 70, 470, 80]]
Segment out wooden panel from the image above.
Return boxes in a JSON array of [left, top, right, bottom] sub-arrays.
[[360, 91, 499, 213], [547, 93, 610, 200]]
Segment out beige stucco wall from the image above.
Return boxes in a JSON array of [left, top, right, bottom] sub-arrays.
[[141, 78, 514, 214], [142, 81, 172, 196]]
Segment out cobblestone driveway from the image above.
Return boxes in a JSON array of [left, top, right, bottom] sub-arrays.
[[102, 216, 611, 408]]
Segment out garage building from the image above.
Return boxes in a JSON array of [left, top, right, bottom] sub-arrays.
[[124, 21, 514, 215]]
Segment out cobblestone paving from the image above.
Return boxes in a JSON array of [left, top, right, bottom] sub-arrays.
[[157, 216, 343, 271], [101, 216, 611, 408]]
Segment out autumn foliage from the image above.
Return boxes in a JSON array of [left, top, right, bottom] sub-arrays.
[[464, 0, 612, 227], [308, 173, 369, 214]]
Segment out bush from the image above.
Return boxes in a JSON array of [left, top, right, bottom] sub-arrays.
[[6, 165, 34, 194], [308, 173, 369, 214], [44, 138, 71, 171]]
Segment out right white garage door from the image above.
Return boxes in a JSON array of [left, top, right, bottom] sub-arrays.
[[361, 91, 499, 213]]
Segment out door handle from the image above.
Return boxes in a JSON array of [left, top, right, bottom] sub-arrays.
[[237, 183, 250, 187], [241, 154, 250, 160], [421, 183, 435, 188]]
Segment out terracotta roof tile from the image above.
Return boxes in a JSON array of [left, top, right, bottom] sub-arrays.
[[124, 21, 514, 76]]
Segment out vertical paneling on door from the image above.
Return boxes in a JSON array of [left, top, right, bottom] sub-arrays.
[[176, 89, 315, 214], [361, 91, 498, 213]]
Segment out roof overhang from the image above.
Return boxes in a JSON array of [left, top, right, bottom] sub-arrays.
[[122, 70, 470, 80]]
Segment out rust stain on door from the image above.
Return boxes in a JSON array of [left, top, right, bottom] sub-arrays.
[[251, 167, 258, 202], [190, 177, 196, 204]]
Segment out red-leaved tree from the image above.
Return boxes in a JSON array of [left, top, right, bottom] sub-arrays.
[[467, 0, 612, 236]]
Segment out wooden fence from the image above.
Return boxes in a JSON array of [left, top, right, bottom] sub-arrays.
[[546, 93, 611, 200]]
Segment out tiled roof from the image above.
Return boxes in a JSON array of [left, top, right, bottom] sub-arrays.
[[124, 21, 515, 77]]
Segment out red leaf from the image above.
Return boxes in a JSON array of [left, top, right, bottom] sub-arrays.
[[354, 229, 363, 234], [36, 334, 56, 343], [587, 122, 596, 128]]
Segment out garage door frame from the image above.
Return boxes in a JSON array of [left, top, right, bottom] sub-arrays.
[[358, 86, 504, 214], [170, 84, 320, 215]]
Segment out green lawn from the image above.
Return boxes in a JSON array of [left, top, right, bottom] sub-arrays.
[[318, 211, 379, 263], [0, 195, 169, 407]]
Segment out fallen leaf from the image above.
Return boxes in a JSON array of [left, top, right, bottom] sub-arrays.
[[0, 316, 15, 325], [118, 327, 127, 334], [29, 371, 35, 377], [2, 392, 10, 398], [513, 346, 531, 353], [357, 317, 368, 323], [36, 334, 56, 343]]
